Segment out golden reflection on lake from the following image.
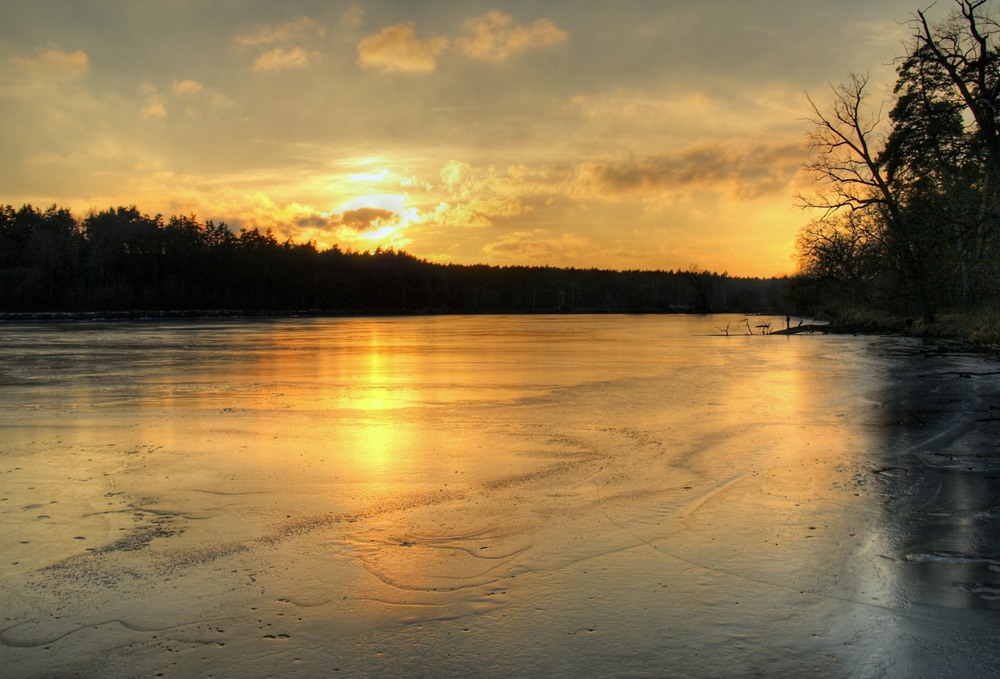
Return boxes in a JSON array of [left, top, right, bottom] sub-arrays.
[[3, 315, 1000, 678]]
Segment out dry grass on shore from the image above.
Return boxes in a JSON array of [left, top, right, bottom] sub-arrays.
[[910, 309, 1000, 348], [829, 306, 1000, 351]]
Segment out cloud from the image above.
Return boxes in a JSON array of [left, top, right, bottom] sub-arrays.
[[357, 23, 449, 73], [234, 16, 325, 47], [192, 196, 403, 251], [572, 141, 804, 201], [350, 168, 389, 182], [440, 160, 471, 192], [242, 194, 422, 250], [12, 48, 89, 77], [142, 102, 167, 120], [560, 86, 807, 160], [439, 160, 540, 205], [358, 11, 566, 73], [430, 196, 526, 229], [165, 79, 232, 116], [252, 46, 322, 73], [431, 202, 493, 228], [140, 83, 166, 119], [172, 79, 204, 96], [343, 4, 364, 28], [432, 160, 533, 228], [455, 11, 568, 62], [234, 16, 325, 72], [288, 207, 400, 234], [482, 229, 592, 263], [338, 207, 398, 232]]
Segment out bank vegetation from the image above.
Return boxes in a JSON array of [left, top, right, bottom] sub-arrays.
[[796, 0, 1000, 346]]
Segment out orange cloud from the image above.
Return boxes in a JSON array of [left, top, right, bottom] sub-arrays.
[[235, 16, 325, 73], [430, 202, 493, 228], [455, 11, 568, 61], [252, 46, 322, 72], [358, 11, 566, 74], [357, 23, 449, 73], [433, 160, 533, 228], [140, 83, 166, 119], [12, 48, 89, 77], [171, 79, 204, 96]]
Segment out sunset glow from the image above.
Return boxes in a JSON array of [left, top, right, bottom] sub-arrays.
[[1, 1, 932, 276]]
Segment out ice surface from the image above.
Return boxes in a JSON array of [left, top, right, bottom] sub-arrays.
[[1, 315, 999, 677]]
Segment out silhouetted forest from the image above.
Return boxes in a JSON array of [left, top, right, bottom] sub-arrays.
[[797, 0, 1000, 339], [0, 204, 794, 316]]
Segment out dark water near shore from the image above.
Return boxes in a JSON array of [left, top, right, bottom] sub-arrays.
[[1, 314, 999, 678]]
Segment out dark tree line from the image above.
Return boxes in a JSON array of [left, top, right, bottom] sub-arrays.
[[0, 203, 793, 316], [798, 0, 1000, 329]]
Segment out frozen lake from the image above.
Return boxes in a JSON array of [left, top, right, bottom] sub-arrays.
[[2, 314, 1000, 677]]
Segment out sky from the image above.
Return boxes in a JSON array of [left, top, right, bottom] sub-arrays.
[[1, 0, 944, 277]]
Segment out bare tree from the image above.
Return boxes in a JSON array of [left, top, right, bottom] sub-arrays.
[[802, 73, 898, 219], [797, 210, 882, 282], [800, 73, 934, 322], [916, 0, 1000, 184]]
